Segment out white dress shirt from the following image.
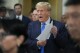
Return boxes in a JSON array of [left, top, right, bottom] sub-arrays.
[[41, 17, 51, 28], [16, 14, 23, 21]]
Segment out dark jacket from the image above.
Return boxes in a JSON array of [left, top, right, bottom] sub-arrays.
[[26, 19, 69, 53]]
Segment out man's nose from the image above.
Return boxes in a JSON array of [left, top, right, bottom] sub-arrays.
[[38, 11, 42, 15], [66, 18, 75, 27]]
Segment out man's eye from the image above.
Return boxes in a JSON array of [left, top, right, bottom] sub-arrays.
[[72, 14, 80, 18]]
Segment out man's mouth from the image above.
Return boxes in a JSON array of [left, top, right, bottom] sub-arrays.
[[39, 16, 43, 18]]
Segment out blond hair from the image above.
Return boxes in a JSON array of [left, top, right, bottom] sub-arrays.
[[36, 2, 51, 11]]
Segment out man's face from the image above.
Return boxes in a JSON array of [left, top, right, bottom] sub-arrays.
[[0, 12, 6, 17], [36, 6, 50, 22], [14, 5, 22, 15], [32, 10, 39, 21], [1, 35, 17, 51], [65, 5, 80, 40]]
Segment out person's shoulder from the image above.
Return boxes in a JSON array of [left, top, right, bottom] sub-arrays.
[[23, 15, 30, 20], [53, 19, 64, 26], [29, 20, 40, 25], [23, 15, 31, 22], [23, 15, 28, 18]]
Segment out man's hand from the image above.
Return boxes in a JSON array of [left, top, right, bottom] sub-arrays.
[[51, 26, 58, 38], [37, 40, 47, 46]]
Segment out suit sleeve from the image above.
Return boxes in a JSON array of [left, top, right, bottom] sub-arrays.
[[25, 23, 38, 49]]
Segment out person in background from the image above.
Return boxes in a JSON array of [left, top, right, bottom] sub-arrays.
[[14, 3, 31, 43], [0, 7, 7, 19], [28, 7, 36, 21], [14, 3, 31, 26], [31, 9, 39, 21]]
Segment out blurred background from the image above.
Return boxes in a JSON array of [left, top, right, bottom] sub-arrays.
[[0, 0, 67, 21]]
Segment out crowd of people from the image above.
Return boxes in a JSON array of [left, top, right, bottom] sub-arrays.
[[0, 0, 80, 53]]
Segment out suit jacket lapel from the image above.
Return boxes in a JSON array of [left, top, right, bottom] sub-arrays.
[[36, 18, 53, 35], [34, 18, 53, 38], [35, 21, 41, 37]]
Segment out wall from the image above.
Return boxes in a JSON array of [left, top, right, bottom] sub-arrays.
[[49, 0, 62, 20], [4, 0, 22, 9], [22, 0, 32, 16], [62, 0, 67, 15]]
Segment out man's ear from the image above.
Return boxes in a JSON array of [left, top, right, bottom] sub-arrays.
[[47, 11, 51, 16], [17, 35, 24, 46]]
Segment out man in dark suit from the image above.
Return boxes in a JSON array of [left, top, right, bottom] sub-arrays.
[[62, 0, 80, 53], [14, 4, 31, 41], [26, 2, 69, 53], [14, 3, 31, 26]]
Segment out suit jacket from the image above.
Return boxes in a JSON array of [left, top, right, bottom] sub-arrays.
[[15, 15, 31, 37], [26, 19, 69, 53], [14, 15, 31, 26], [61, 38, 80, 53], [18, 45, 28, 53], [22, 16, 31, 26]]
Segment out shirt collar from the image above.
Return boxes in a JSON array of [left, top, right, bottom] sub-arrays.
[[41, 17, 50, 25], [16, 14, 22, 18], [16, 14, 23, 20]]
